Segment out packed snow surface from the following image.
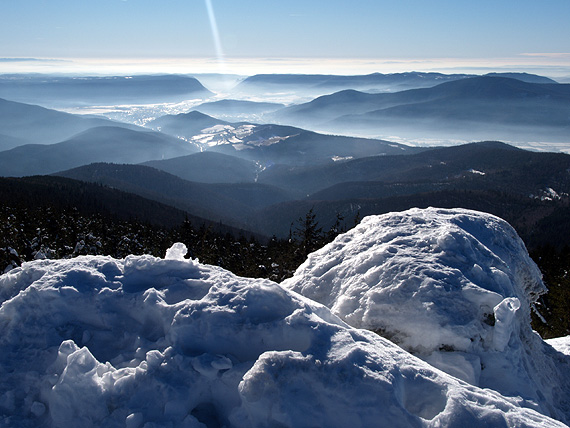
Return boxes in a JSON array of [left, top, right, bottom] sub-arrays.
[[546, 336, 570, 356], [1, 239, 566, 427], [284, 207, 570, 424]]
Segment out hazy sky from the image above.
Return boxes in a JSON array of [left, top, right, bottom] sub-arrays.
[[2, 0, 570, 75]]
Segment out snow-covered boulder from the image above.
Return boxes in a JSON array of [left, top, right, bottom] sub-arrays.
[[0, 242, 565, 427], [283, 207, 570, 423]]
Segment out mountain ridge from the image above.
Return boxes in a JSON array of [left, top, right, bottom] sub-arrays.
[[0, 96, 134, 145], [0, 74, 213, 107], [273, 76, 570, 142], [0, 125, 198, 177], [55, 163, 295, 231]]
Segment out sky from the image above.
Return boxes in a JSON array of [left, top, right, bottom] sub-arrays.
[[1, 0, 570, 76]]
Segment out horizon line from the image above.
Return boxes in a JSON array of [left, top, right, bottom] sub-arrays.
[[1, 56, 570, 78]]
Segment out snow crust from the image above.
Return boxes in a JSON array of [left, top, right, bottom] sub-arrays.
[[283, 207, 570, 424], [546, 336, 570, 356], [1, 240, 566, 427]]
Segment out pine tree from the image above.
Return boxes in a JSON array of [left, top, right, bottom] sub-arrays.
[[294, 208, 324, 259]]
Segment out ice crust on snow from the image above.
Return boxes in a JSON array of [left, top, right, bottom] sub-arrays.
[[0, 239, 567, 427], [283, 207, 570, 424], [546, 335, 570, 356]]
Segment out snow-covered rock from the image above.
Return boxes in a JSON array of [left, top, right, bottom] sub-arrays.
[[0, 242, 566, 427], [283, 207, 570, 424]]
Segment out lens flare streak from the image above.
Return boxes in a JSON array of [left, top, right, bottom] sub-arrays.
[[204, 0, 226, 73]]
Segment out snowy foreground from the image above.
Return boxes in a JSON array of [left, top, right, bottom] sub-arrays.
[[1, 209, 569, 427], [283, 208, 570, 424]]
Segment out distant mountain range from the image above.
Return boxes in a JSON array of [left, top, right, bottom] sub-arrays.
[[147, 110, 423, 166], [484, 72, 557, 84], [272, 76, 570, 142], [235, 72, 474, 94], [233, 71, 557, 98], [0, 74, 213, 107], [0, 97, 424, 179]]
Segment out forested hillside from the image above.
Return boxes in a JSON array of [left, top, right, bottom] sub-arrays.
[[0, 177, 345, 282]]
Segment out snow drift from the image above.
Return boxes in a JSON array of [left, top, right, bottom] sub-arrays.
[[284, 207, 570, 424], [0, 240, 566, 427]]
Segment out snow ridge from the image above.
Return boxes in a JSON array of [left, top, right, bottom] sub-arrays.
[[283, 207, 570, 423]]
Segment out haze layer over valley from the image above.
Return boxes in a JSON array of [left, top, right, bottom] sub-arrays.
[[3, 71, 569, 152]]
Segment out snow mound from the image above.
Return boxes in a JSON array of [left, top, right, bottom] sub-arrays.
[[283, 207, 570, 423], [0, 243, 565, 427]]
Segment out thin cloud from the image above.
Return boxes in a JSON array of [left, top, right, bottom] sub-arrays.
[[0, 58, 67, 63], [520, 53, 570, 58], [1, 56, 570, 78]]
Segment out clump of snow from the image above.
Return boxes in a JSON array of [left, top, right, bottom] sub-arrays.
[[468, 168, 486, 175], [332, 155, 354, 162], [530, 187, 568, 201], [164, 242, 188, 261], [0, 242, 565, 427], [545, 187, 560, 199], [283, 207, 570, 423]]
